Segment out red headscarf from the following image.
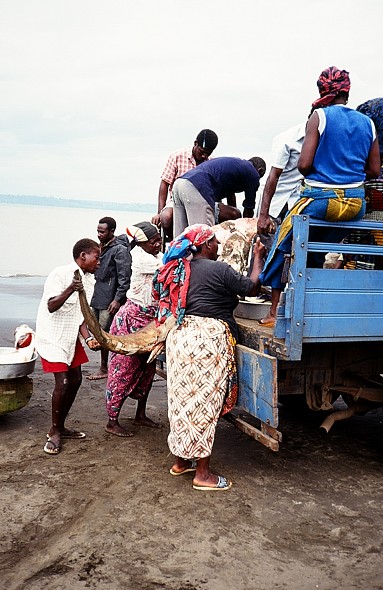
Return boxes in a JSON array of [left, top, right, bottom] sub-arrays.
[[312, 66, 351, 109]]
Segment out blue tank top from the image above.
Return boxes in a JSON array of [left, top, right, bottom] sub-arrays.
[[306, 106, 374, 185]]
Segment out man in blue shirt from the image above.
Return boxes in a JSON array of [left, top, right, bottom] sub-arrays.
[[172, 156, 266, 237]]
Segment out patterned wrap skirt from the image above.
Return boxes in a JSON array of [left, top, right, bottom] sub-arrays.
[[166, 315, 234, 459], [259, 185, 366, 289], [105, 299, 157, 419]]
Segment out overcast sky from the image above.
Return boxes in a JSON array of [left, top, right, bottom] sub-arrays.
[[1, 0, 382, 206]]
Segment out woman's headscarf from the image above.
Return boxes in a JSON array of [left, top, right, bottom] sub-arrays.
[[312, 66, 351, 109], [126, 221, 159, 243], [153, 224, 215, 326], [162, 224, 215, 264]]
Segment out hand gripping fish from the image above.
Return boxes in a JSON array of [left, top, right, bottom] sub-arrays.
[[77, 218, 258, 358]]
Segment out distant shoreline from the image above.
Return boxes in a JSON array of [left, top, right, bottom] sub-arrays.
[[0, 272, 47, 279], [0, 194, 156, 213]]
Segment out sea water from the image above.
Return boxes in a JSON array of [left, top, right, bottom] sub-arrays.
[[1, 203, 155, 276], [0, 203, 156, 327]]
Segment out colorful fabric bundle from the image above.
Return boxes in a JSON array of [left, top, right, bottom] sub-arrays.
[[153, 224, 215, 326]]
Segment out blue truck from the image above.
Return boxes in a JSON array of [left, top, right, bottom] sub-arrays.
[[233, 214, 383, 451]]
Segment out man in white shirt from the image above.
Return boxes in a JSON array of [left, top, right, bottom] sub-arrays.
[[36, 238, 101, 455], [257, 122, 306, 235]]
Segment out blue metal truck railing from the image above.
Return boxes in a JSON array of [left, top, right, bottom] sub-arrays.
[[274, 215, 383, 360]]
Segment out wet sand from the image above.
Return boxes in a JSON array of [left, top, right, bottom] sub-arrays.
[[0, 279, 382, 589]]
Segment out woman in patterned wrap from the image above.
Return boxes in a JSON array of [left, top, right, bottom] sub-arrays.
[[153, 224, 265, 491], [104, 222, 162, 437]]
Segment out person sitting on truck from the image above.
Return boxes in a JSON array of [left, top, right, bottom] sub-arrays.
[[356, 97, 383, 178], [258, 65, 381, 328], [153, 224, 265, 491]]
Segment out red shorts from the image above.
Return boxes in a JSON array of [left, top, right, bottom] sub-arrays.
[[40, 339, 89, 373]]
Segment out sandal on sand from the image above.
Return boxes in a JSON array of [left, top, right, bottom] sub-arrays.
[[104, 427, 134, 438], [169, 460, 197, 476], [46, 430, 86, 440], [43, 439, 61, 455], [193, 475, 232, 491], [86, 373, 107, 381]]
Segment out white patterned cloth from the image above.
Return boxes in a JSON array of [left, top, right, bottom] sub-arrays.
[[35, 262, 95, 364], [166, 315, 229, 459], [125, 248, 162, 308]]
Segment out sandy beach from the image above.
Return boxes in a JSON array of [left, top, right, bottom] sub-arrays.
[[0, 279, 382, 589]]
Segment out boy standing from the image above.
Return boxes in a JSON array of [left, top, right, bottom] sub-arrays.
[[36, 238, 100, 455]]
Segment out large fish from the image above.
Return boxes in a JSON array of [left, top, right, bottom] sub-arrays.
[[76, 272, 176, 355], [77, 218, 258, 358], [215, 217, 259, 273]]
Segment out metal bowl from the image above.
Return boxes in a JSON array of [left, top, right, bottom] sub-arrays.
[[234, 297, 271, 321], [0, 351, 38, 380]]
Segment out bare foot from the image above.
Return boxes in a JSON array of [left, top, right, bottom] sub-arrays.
[[258, 315, 275, 327], [133, 416, 160, 429], [105, 424, 134, 438], [170, 459, 196, 476], [87, 371, 107, 381]]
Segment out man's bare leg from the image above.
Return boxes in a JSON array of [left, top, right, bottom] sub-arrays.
[[133, 392, 159, 428], [45, 367, 82, 451], [258, 288, 282, 326], [87, 348, 108, 380], [159, 207, 174, 242]]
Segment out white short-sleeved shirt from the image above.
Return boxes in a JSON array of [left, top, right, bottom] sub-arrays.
[[35, 262, 95, 364], [268, 122, 306, 218], [126, 247, 162, 308]]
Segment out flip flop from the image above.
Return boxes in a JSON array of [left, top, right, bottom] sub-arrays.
[[86, 373, 107, 381], [258, 319, 275, 328], [104, 427, 134, 438], [193, 475, 232, 491], [61, 430, 86, 439], [43, 439, 61, 455], [46, 430, 86, 440], [169, 460, 197, 476]]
